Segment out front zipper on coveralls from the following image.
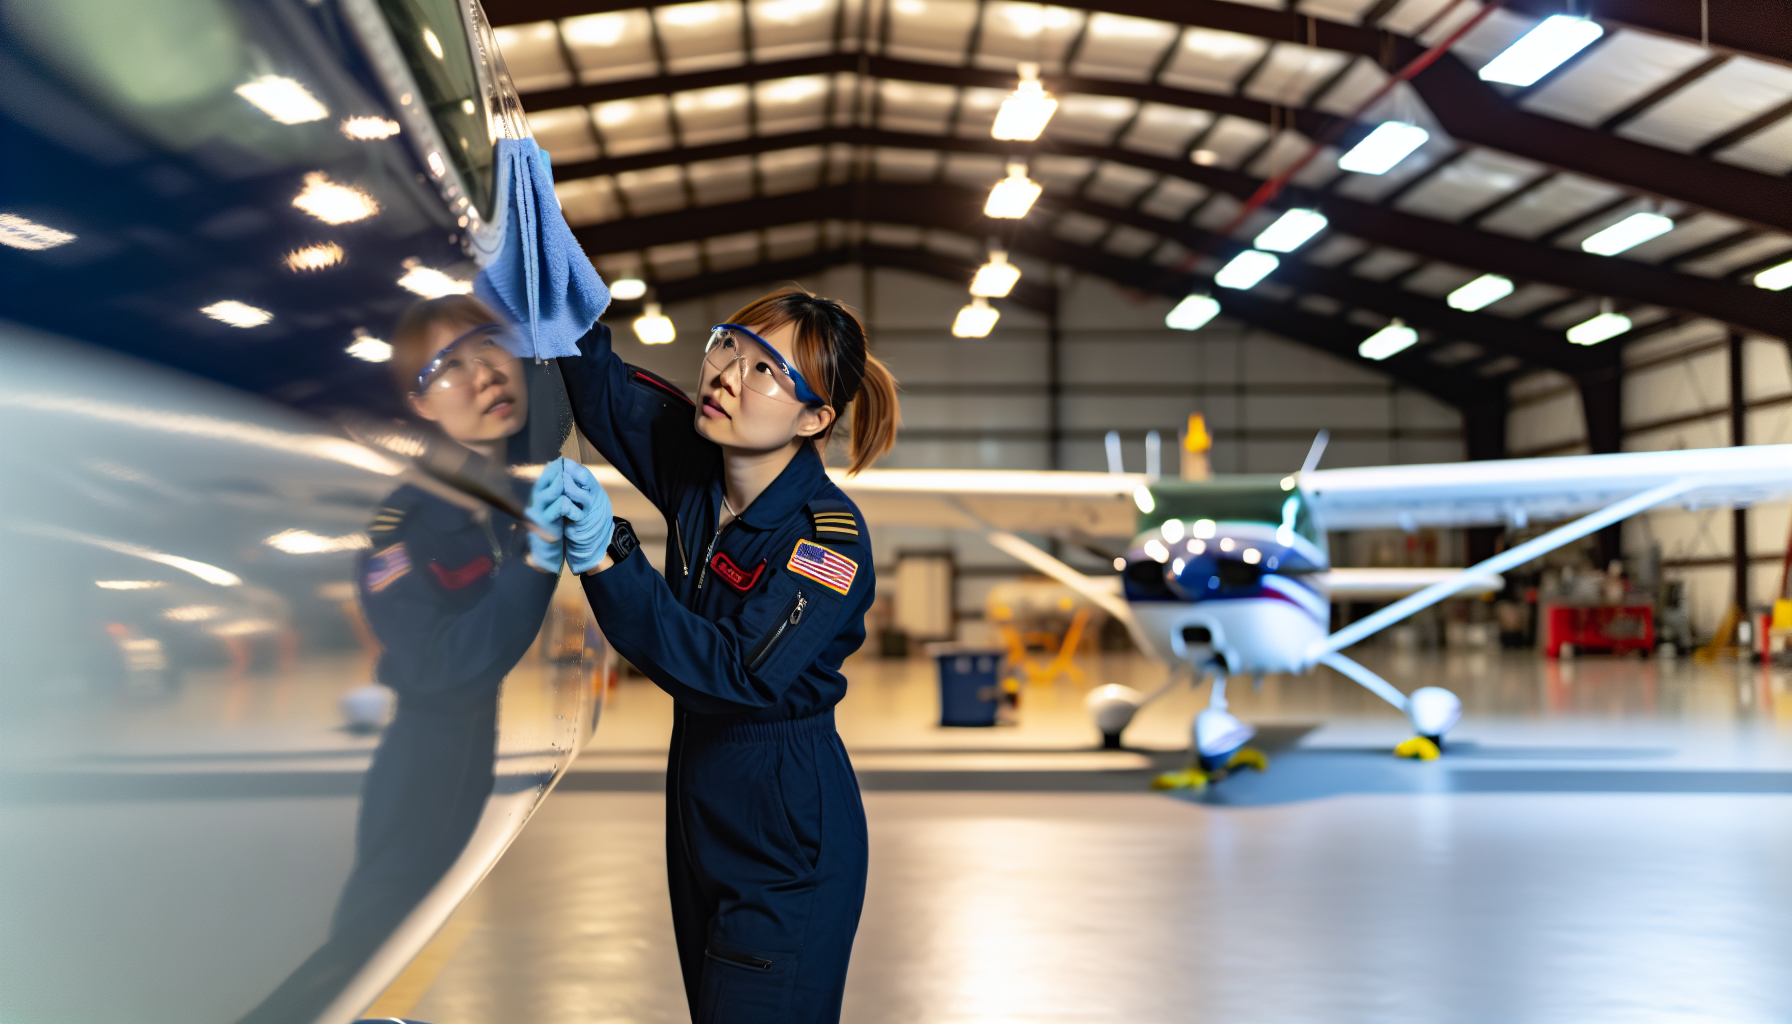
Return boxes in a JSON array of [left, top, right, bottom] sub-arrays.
[[706, 946, 773, 970], [694, 504, 733, 592], [746, 590, 806, 671], [675, 519, 689, 577]]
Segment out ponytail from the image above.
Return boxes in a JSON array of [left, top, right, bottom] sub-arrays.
[[724, 287, 901, 475], [847, 352, 899, 474]]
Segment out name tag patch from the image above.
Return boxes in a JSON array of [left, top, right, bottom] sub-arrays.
[[710, 551, 765, 592], [787, 540, 857, 595], [365, 542, 411, 592]]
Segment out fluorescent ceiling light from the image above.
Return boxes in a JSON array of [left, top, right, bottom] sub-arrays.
[[991, 62, 1058, 142], [952, 296, 1000, 338], [1165, 294, 1221, 331], [235, 75, 329, 124], [1567, 311, 1631, 345], [1359, 319, 1418, 360], [969, 251, 1021, 297], [347, 332, 392, 362], [1133, 486, 1156, 515], [293, 173, 379, 224], [1446, 273, 1515, 311], [164, 604, 223, 622], [1214, 249, 1279, 290], [1756, 260, 1792, 291], [95, 580, 164, 590], [635, 302, 675, 344], [202, 301, 272, 328], [0, 212, 76, 250], [285, 242, 343, 271], [1338, 122, 1429, 175], [1580, 212, 1674, 256], [1477, 15, 1605, 87], [341, 116, 401, 140], [985, 163, 1042, 219], [422, 27, 445, 60], [397, 259, 472, 298], [611, 277, 648, 300], [1253, 208, 1327, 253]]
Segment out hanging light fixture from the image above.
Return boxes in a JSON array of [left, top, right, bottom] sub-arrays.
[[952, 296, 1000, 338], [1566, 300, 1630, 346], [991, 62, 1058, 142], [610, 277, 648, 300], [970, 250, 1021, 298], [1213, 250, 1279, 290], [1477, 15, 1605, 87], [985, 162, 1043, 219], [1338, 122, 1430, 175], [1446, 274, 1515, 311], [1165, 294, 1221, 331], [1358, 319, 1418, 360], [1580, 211, 1674, 256], [634, 302, 675, 344], [1252, 208, 1328, 253]]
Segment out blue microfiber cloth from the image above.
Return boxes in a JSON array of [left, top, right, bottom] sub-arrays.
[[474, 138, 609, 359]]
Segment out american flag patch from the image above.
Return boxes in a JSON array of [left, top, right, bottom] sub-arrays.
[[787, 540, 857, 595], [365, 542, 411, 592]]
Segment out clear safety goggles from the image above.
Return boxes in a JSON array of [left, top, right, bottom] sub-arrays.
[[413, 323, 519, 395], [701, 324, 823, 405]]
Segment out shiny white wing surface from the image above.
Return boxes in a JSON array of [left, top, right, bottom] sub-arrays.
[[1322, 568, 1504, 598], [831, 468, 1144, 535], [1304, 445, 1792, 531]]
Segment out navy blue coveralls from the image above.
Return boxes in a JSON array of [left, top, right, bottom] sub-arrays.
[[559, 323, 874, 1024]]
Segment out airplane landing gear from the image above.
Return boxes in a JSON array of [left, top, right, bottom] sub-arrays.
[[1152, 670, 1268, 790]]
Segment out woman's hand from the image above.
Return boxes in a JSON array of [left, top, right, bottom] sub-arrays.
[[524, 458, 567, 572], [558, 459, 615, 573]]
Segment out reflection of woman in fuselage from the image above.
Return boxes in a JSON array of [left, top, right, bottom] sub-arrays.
[[235, 296, 558, 1023]]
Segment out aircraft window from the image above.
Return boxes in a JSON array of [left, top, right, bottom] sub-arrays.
[[1124, 558, 1174, 599], [1217, 560, 1262, 588], [375, 0, 496, 219]]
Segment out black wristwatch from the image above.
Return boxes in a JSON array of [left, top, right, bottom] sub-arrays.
[[605, 516, 638, 566]]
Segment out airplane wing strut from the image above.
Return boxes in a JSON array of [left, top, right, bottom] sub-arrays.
[[1310, 477, 1696, 662], [1317, 652, 1409, 712]]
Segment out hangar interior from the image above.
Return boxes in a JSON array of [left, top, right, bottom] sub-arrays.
[[6, 0, 1792, 1021]]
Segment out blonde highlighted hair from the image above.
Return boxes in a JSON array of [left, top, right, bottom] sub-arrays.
[[725, 288, 900, 475]]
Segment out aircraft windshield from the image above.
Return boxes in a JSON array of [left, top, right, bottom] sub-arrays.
[[376, 0, 499, 219], [1138, 476, 1322, 549]]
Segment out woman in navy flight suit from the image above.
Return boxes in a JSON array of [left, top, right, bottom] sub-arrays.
[[544, 290, 899, 1023]]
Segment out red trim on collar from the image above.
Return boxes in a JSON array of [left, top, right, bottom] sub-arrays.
[[709, 551, 765, 592]]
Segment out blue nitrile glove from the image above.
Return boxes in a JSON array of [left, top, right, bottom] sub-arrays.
[[524, 458, 567, 572], [559, 458, 615, 574]]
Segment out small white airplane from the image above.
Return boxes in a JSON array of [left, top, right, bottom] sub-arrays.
[[599, 419, 1792, 789]]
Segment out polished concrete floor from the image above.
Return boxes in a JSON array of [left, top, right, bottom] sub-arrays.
[[385, 650, 1792, 1023]]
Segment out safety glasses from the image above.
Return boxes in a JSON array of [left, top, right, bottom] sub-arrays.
[[414, 323, 519, 394], [702, 324, 823, 405]]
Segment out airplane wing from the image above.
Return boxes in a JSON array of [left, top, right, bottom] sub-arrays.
[[578, 466, 1144, 538], [1304, 445, 1792, 531]]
